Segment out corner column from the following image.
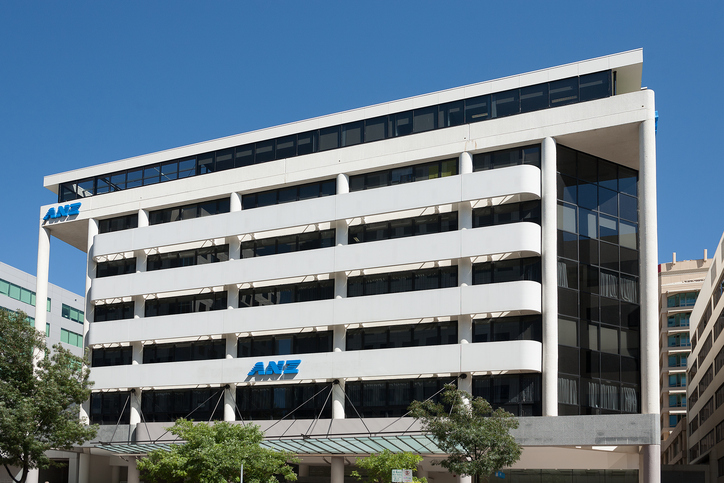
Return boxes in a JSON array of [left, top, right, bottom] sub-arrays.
[[541, 137, 558, 416], [34, 226, 51, 336], [639, 98, 660, 483], [458, 152, 473, 347], [332, 173, 349, 421]]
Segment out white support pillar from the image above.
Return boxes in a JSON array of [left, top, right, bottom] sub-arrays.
[[78, 453, 90, 483], [541, 136, 558, 417], [135, 249, 147, 273], [130, 389, 142, 426], [228, 236, 241, 261], [67, 453, 78, 483], [459, 151, 473, 175], [127, 457, 140, 483], [80, 219, 98, 425], [111, 465, 120, 483], [230, 192, 242, 212], [224, 384, 237, 422], [332, 379, 346, 420], [131, 341, 143, 365], [227, 284, 239, 309], [138, 209, 149, 228], [330, 456, 344, 483], [457, 374, 472, 394], [225, 334, 238, 421], [457, 475, 471, 483], [34, 226, 51, 337], [25, 469, 39, 483], [133, 295, 145, 319], [639, 96, 660, 483]]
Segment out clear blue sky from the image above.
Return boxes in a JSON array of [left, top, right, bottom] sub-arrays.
[[1, 1, 721, 296]]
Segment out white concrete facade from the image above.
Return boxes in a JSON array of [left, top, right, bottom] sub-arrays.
[[38, 49, 658, 483]]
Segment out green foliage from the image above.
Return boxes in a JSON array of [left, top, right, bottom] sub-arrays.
[[351, 450, 427, 483], [137, 419, 298, 483], [408, 384, 521, 482], [0, 310, 97, 483]]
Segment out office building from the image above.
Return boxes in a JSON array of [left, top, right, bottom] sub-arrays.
[[686, 232, 724, 481], [658, 253, 711, 461], [36, 49, 659, 483], [0, 262, 85, 483]]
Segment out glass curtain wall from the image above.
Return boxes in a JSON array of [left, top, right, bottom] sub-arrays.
[[556, 145, 641, 415]]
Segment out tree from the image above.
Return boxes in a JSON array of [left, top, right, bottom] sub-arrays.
[[351, 449, 427, 483], [137, 419, 298, 483], [408, 384, 521, 483], [0, 310, 97, 483]]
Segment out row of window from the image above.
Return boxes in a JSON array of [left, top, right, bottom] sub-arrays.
[[239, 280, 333, 308], [558, 202, 637, 251], [669, 393, 686, 408], [349, 213, 457, 244], [348, 266, 458, 297], [242, 179, 336, 210], [96, 258, 136, 278], [242, 231, 334, 258], [144, 340, 226, 364], [148, 245, 229, 271], [60, 71, 611, 203], [559, 232, 639, 276], [558, 260, 639, 304], [667, 291, 698, 308], [149, 198, 230, 226], [346, 321, 458, 351], [0, 278, 51, 311], [558, 346, 639, 385], [238, 332, 332, 357], [61, 328, 83, 348], [558, 318, 639, 358], [557, 376, 639, 415], [95, 301, 134, 322], [668, 353, 687, 368], [472, 257, 542, 285], [349, 158, 458, 192], [668, 312, 690, 328], [145, 292, 227, 317], [61, 304, 84, 324]]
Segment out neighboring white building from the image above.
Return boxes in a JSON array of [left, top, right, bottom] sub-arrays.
[[0, 261, 85, 483], [36, 49, 659, 483], [686, 232, 724, 481]]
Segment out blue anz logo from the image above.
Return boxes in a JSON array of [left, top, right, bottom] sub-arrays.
[[248, 359, 301, 376], [43, 203, 81, 221]]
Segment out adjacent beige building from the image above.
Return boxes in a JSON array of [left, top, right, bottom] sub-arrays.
[[659, 253, 711, 463]]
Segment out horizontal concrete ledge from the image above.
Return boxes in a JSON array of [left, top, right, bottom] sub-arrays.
[[90, 413, 659, 449], [513, 413, 660, 446]]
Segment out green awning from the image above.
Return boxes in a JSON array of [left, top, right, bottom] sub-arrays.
[[96, 434, 444, 456]]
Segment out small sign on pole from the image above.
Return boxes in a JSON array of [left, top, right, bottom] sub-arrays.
[[494, 470, 505, 479], [392, 469, 413, 482]]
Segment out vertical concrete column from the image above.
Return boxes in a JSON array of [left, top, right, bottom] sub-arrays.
[[138, 209, 149, 228], [34, 226, 51, 336], [457, 475, 471, 483], [458, 152, 474, 347], [131, 341, 143, 365], [332, 325, 346, 420], [639, 99, 660, 483], [228, 236, 241, 260], [25, 469, 39, 483], [67, 453, 78, 483], [457, 374, 472, 394], [330, 456, 345, 483], [541, 137, 558, 417], [230, 192, 242, 212], [227, 284, 239, 309], [133, 295, 145, 319], [225, 334, 238, 421], [224, 384, 237, 422], [78, 453, 90, 483], [298, 464, 309, 477], [127, 458, 140, 483], [459, 151, 473, 175], [80, 219, 99, 425], [135, 250, 147, 273], [335, 173, 349, 303], [111, 465, 120, 483], [130, 389, 142, 426]]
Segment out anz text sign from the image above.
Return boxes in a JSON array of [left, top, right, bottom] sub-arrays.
[[248, 359, 301, 376], [43, 203, 81, 221]]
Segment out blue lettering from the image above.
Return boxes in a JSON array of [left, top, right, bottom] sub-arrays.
[[247, 362, 265, 376], [284, 360, 301, 374], [265, 361, 285, 375], [56, 205, 69, 217], [68, 203, 81, 216], [43, 208, 56, 221]]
